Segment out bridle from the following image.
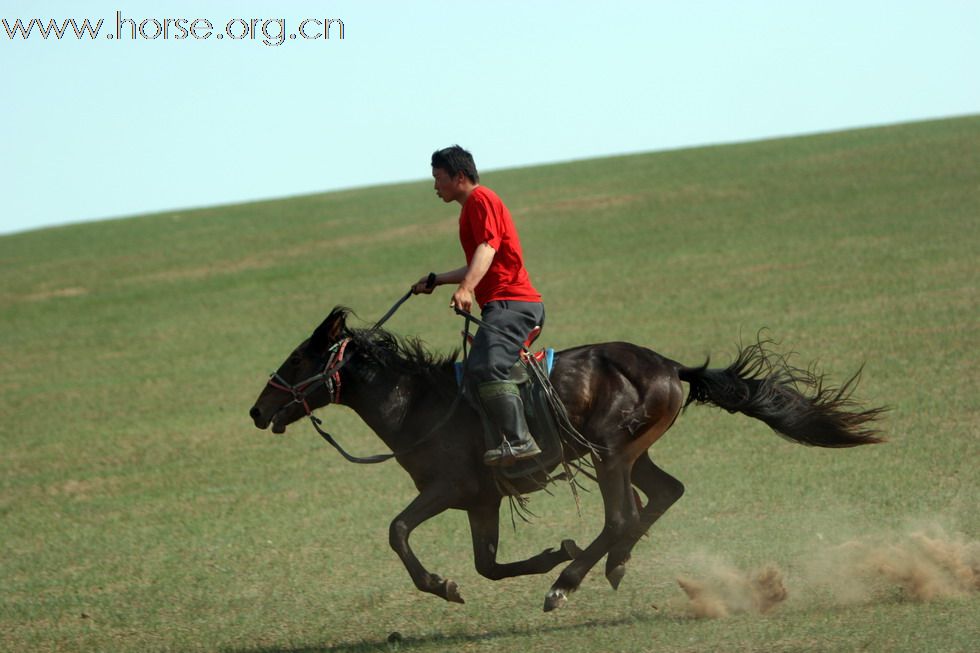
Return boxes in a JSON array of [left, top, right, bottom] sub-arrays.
[[264, 336, 396, 464], [266, 337, 351, 415]]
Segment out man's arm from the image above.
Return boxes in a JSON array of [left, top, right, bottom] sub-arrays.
[[413, 267, 467, 294], [451, 242, 495, 312], [412, 242, 496, 313]]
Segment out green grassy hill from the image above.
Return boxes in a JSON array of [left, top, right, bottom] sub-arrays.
[[2, 116, 977, 652]]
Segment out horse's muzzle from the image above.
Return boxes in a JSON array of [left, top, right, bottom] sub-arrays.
[[250, 405, 270, 429], [251, 405, 288, 433]]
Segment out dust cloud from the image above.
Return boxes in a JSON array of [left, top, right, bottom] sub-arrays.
[[674, 526, 980, 618], [677, 564, 787, 618]]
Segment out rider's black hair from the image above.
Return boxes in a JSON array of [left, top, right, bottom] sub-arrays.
[[431, 145, 479, 183]]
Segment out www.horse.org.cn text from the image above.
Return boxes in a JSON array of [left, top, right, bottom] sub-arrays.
[[2, 11, 345, 47]]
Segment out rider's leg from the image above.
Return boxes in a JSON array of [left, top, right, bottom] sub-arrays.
[[467, 300, 545, 466]]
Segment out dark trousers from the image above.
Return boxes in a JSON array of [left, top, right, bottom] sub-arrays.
[[467, 300, 545, 384]]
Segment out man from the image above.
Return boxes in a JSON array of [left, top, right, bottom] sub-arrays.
[[412, 145, 543, 466]]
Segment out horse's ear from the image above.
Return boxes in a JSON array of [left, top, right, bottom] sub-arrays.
[[309, 307, 348, 353]]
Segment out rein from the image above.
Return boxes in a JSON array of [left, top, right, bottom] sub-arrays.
[[371, 273, 436, 332]]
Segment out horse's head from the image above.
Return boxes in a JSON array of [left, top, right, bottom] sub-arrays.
[[249, 307, 351, 434]]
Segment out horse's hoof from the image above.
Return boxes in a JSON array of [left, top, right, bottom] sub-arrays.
[[606, 564, 626, 590], [543, 588, 568, 612], [443, 579, 465, 604], [561, 539, 583, 559]]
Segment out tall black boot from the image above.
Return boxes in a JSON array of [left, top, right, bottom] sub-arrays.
[[478, 381, 542, 466]]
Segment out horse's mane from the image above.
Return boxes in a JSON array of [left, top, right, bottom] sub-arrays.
[[335, 308, 459, 384]]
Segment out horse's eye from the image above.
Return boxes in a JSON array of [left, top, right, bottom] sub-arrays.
[[289, 355, 302, 366]]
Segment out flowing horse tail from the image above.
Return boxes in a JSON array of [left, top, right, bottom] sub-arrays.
[[678, 339, 887, 447]]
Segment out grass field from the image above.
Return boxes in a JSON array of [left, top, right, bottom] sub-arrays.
[[1, 116, 978, 653]]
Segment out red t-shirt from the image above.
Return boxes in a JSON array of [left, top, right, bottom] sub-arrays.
[[458, 186, 541, 307]]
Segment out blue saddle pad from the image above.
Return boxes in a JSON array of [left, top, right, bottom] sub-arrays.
[[455, 348, 555, 386]]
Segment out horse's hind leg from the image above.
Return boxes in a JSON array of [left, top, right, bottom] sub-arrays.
[[543, 458, 634, 611], [468, 503, 581, 580], [604, 452, 685, 588]]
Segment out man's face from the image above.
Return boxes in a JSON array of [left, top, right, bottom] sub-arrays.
[[432, 167, 458, 203]]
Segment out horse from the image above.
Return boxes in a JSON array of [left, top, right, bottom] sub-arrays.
[[249, 306, 885, 611]]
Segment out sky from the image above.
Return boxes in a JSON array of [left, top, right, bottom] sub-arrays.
[[2, 1, 978, 235]]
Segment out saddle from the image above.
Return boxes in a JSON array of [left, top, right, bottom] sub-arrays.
[[454, 327, 563, 481]]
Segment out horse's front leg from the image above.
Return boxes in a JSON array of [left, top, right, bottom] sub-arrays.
[[389, 484, 464, 603], [468, 503, 582, 580]]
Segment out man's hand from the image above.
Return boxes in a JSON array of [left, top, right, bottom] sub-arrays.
[[451, 286, 474, 313], [412, 273, 438, 295]]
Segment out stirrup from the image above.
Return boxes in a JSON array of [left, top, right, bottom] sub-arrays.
[[484, 438, 541, 467]]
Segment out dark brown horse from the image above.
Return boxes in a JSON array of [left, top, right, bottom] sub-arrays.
[[249, 306, 885, 611]]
